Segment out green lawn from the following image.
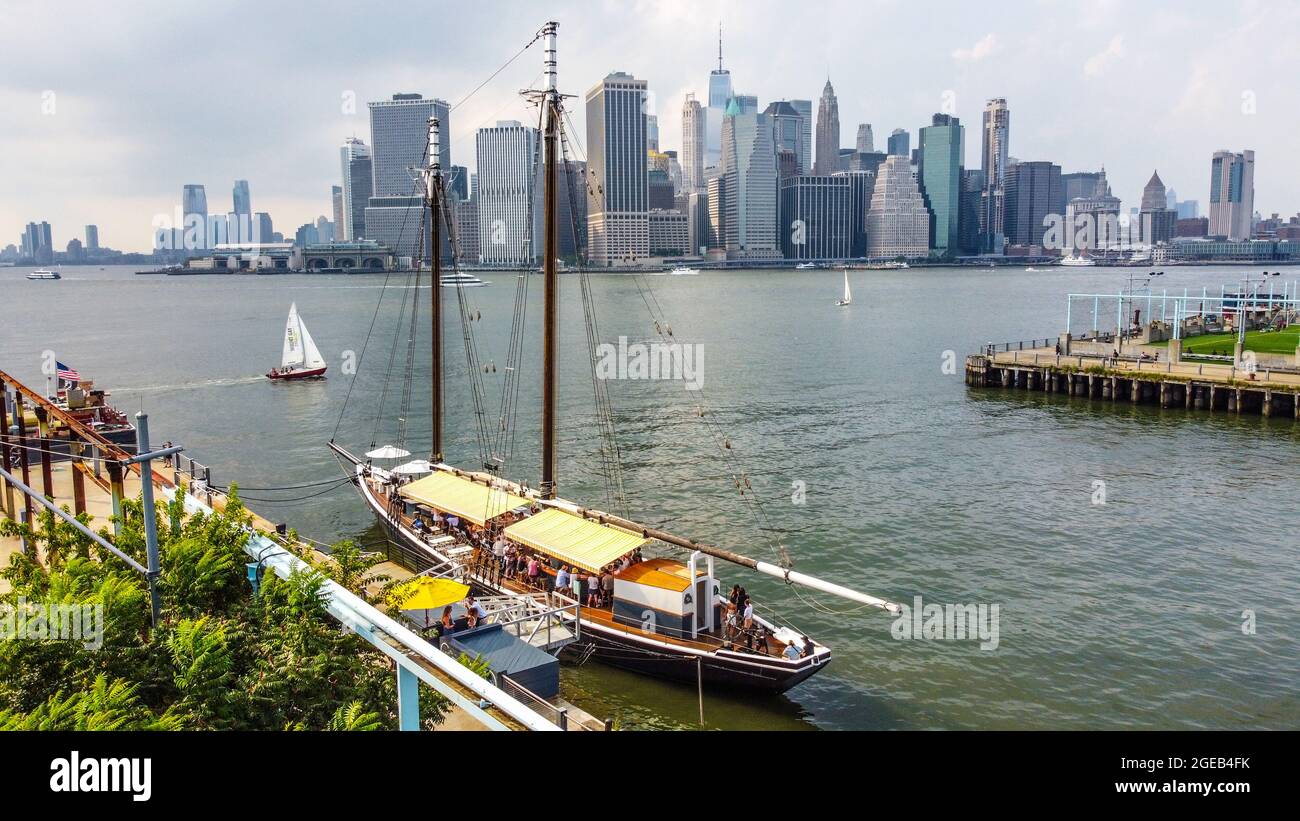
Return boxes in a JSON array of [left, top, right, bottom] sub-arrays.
[[1152, 328, 1300, 357]]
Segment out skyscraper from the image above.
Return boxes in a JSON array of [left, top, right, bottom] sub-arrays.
[[814, 79, 840, 176], [721, 101, 779, 258], [1004, 161, 1062, 247], [646, 114, 659, 153], [780, 175, 852, 260], [339, 137, 372, 241], [367, 94, 449, 197], [1138, 170, 1176, 244], [23, 222, 53, 264], [84, 224, 99, 250], [182, 184, 209, 250], [856, 124, 874, 154], [791, 100, 813, 175], [866, 155, 930, 258], [979, 98, 1010, 252], [681, 93, 706, 193], [1208, 149, 1254, 240], [232, 180, 251, 242], [705, 25, 734, 170], [918, 114, 963, 256], [887, 128, 910, 157], [765, 101, 806, 174], [475, 121, 540, 266], [959, 169, 986, 254], [586, 71, 649, 266]]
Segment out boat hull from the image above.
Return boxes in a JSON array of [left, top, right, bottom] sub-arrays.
[[266, 366, 327, 380], [351, 468, 825, 694]]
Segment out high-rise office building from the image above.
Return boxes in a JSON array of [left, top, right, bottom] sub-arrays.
[[837, 169, 875, 257], [181, 184, 209, 250], [780, 175, 852, 260], [451, 198, 480, 262], [586, 71, 649, 265], [856, 124, 875, 154], [979, 98, 1010, 252], [887, 128, 910, 157], [367, 94, 449, 197], [766, 101, 807, 174], [339, 137, 373, 241], [1208, 149, 1254, 240], [84, 224, 99, 250], [1060, 170, 1109, 217], [232, 180, 251, 242], [682, 93, 706, 193], [705, 26, 734, 171], [706, 173, 726, 252], [721, 101, 779, 258], [254, 213, 273, 245], [23, 221, 53, 264], [1004, 161, 1062, 247], [791, 100, 813, 175], [918, 114, 964, 256], [331, 186, 344, 239], [959, 169, 986, 254], [866, 155, 930, 258], [646, 114, 659, 153], [1139, 170, 1177, 244], [814, 79, 840, 175], [476, 120, 541, 266]]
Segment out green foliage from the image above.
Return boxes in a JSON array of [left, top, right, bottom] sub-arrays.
[[0, 488, 447, 730], [323, 539, 391, 602]]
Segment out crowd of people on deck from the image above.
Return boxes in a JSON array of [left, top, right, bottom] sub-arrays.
[[723, 584, 817, 660], [401, 493, 819, 660]]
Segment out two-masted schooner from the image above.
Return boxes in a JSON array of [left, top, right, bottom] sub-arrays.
[[332, 22, 899, 692]]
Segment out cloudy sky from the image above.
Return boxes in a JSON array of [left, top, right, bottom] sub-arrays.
[[2, 0, 1296, 252]]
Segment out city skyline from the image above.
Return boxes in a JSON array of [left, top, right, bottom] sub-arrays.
[[2, 0, 1297, 252]]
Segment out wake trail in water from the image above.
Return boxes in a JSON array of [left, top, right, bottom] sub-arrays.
[[113, 375, 266, 394]]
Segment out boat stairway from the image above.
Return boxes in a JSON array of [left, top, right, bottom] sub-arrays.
[[472, 592, 578, 653]]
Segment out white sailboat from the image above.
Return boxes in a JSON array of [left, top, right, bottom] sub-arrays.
[[266, 302, 327, 380], [836, 268, 852, 306]]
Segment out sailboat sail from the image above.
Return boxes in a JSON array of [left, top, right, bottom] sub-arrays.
[[282, 303, 304, 369], [842, 270, 852, 304], [298, 313, 326, 369]]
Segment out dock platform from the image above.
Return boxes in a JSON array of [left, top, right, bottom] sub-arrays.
[[967, 344, 1300, 417]]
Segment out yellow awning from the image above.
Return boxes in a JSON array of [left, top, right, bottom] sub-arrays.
[[397, 472, 530, 526], [504, 508, 648, 574]]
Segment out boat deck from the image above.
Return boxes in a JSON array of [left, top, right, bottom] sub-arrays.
[[375, 478, 790, 658]]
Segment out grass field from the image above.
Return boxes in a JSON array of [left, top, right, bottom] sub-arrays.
[[1152, 328, 1300, 357]]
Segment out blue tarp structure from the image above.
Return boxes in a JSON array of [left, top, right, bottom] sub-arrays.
[[446, 624, 560, 700]]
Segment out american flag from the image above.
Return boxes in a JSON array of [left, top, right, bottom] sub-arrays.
[[56, 362, 80, 383]]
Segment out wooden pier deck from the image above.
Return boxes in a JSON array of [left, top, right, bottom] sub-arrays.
[[966, 345, 1300, 417]]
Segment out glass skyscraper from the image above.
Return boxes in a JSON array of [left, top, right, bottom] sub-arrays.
[[918, 114, 963, 256]]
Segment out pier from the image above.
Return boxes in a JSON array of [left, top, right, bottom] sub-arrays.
[[966, 282, 1300, 418]]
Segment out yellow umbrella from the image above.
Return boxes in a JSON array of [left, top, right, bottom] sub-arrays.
[[396, 577, 471, 612]]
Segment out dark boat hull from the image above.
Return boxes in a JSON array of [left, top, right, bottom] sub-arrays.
[[266, 366, 327, 380], [353, 469, 828, 694]]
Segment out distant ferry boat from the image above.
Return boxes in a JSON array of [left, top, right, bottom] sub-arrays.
[[794, 262, 817, 270], [1060, 253, 1097, 267], [27, 269, 61, 280], [441, 272, 487, 287], [668, 265, 699, 275]]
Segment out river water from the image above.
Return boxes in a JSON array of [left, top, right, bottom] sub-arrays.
[[2, 263, 1297, 730]]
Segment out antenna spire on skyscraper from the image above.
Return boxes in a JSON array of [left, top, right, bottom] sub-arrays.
[[718, 21, 723, 71]]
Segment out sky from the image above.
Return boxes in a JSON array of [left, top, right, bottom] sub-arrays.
[[2, 0, 1297, 253]]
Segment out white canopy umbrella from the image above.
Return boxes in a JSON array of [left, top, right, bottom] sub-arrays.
[[365, 445, 411, 460], [391, 459, 434, 476]]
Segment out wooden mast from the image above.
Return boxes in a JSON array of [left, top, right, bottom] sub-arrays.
[[540, 21, 559, 498], [427, 116, 444, 463]]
